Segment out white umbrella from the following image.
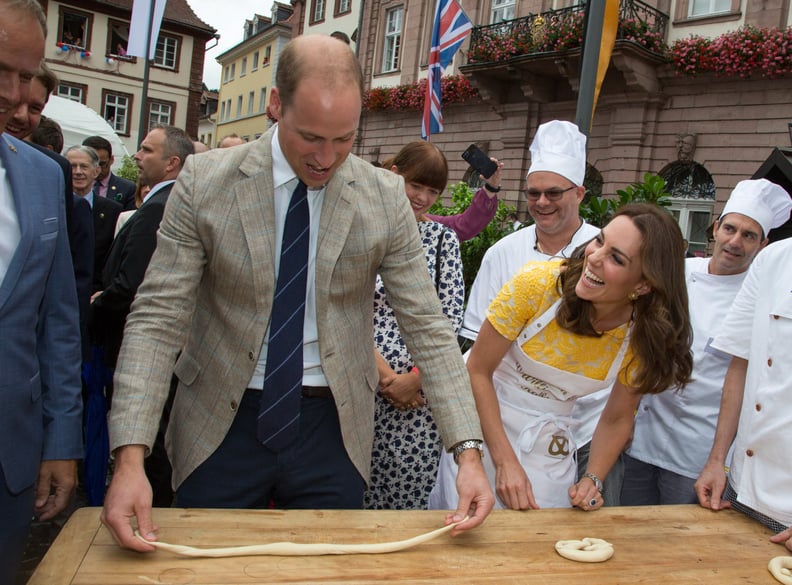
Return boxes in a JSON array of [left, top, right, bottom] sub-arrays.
[[42, 95, 130, 169]]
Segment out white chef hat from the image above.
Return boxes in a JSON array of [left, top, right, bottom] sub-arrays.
[[720, 179, 792, 237], [527, 120, 587, 186]]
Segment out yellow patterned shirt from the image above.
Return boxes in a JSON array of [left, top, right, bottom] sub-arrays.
[[487, 260, 637, 386]]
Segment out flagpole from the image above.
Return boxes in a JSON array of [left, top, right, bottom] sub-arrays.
[[136, 0, 156, 145], [575, 0, 607, 136]]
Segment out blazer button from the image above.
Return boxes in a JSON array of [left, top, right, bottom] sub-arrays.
[[767, 358, 773, 367], [230, 400, 238, 411], [755, 403, 762, 412], [746, 449, 754, 457], [248, 351, 255, 360], [772, 314, 779, 319]]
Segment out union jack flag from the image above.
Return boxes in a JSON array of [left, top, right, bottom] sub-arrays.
[[421, 0, 472, 140]]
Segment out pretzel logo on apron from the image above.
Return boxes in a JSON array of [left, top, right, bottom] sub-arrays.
[[548, 434, 570, 457]]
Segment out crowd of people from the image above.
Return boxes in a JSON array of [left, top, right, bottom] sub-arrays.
[[1, 1, 791, 582]]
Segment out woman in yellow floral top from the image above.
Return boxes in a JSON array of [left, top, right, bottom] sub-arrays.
[[430, 203, 692, 511]]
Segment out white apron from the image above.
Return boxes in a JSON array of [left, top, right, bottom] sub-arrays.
[[429, 299, 630, 510]]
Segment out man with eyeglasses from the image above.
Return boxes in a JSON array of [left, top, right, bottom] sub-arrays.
[[459, 120, 615, 502], [83, 135, 137, 211]]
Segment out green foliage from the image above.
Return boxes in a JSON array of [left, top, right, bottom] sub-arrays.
[[429, 182, 517, 292], [579, 173, 671, 227], [115, 154, 139, 183]]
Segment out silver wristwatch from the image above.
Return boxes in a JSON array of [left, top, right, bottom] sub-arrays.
[[452, 439, 484, 464], [583, 472, 603, 492]]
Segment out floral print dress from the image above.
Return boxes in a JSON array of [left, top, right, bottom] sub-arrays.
[[364, 220, 465, 509]]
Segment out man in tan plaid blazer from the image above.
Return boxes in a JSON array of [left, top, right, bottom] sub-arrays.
[[102, 35, 494, 551]]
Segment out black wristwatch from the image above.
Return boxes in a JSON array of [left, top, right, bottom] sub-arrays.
[[452, 440, 484, 464], [484, 182, 501, 193]]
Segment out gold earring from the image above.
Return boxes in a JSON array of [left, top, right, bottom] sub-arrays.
[[628, 291, 639, 302]]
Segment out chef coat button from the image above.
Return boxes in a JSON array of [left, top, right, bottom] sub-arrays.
[[772, 314, 780, 319], [746, 449, 754, 457], [755, 403, 761, 411], [248, 351, 255, 360], [767, 358, 773, 367], [230, 400, 238, 411]]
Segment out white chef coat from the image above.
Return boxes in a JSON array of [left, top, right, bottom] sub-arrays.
[[711, 238, 792, 526], [459, 221, 603, 447], [627, 257, 747, 479]]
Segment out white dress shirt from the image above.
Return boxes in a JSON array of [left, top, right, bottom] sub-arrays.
[[0, 159, 20, 284], [247, 128, 327, 389]]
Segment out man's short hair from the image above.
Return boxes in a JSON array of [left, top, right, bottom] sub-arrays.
[[275, 36, 363, 111], [150, 124, 194, 169], [29, 115, 64, 153], [65, 144, 100, 167], [2, 0, 47, 35], [82, 135, 113, 155], [35, 60, 58, 99]]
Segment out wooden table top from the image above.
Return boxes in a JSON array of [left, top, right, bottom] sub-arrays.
[[28, 505, 783, 584]]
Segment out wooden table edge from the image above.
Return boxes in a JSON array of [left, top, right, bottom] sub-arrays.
[[27, 507, 104, 585]]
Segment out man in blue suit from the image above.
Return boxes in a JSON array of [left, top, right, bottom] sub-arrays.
[[0, 1, 83, 581]]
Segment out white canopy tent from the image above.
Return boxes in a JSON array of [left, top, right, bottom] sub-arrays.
[[42, 95, 130, 169]]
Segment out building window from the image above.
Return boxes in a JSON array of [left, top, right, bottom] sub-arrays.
[[252, 51, 259, 70], [248, 91, 255, 114], [58, 8, 91, 49], [236, 95, 243, 117], [675, 0, 740, 22], [107, 20, 131, 58], [335, 0, 352, 16], [311, 0, 326, 23], [689, 0, 731, 17], [241, 57, 247, 77], [264, 46, 271, 65], [382, 6, 403, 73], [259, 87, 267, 112], [490, 0, 515, 23], [103, 90, 132, 136], [669, 199, 715, 257], [230, 63, 236, 80], [154, 34, 180, 70], [220, 101, 226, 121], [148, 100, 174, 129], [57, 82, 85, 103]]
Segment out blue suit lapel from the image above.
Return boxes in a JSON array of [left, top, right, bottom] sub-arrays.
[[0, 136, 36, 309]]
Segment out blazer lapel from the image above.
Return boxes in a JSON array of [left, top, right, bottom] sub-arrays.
[[315, 162, 355, 296], [236, 134, 276, 314], [0, 137, 35, 309]]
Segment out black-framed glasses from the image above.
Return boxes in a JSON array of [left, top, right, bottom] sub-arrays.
[[522, 185, 577, 201]]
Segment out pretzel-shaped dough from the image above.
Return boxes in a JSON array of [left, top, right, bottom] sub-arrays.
[[769, 556, 792, 585], [134, 517, 466, 558], [555, 537, 614, 563]]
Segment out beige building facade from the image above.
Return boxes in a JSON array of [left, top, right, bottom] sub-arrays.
[[42, 0, 216, 154], [214, 4, 294, 146]]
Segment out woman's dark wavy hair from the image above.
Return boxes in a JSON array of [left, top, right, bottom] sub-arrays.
[[556, 203, 693, 395], [382, 141, 449, 194]]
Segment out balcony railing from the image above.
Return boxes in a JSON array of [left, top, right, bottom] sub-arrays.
[[468, 0, 668, 65]]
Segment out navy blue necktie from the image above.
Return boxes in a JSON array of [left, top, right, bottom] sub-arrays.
[[257, 180, 310, 450]]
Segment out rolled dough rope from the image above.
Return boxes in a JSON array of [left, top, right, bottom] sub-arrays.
[[555, 537, 614, 563], [768, 556, 792, 585], [133, 517, 467, 558]]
